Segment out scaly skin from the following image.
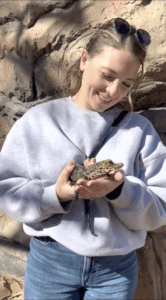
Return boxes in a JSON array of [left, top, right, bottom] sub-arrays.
[[69, 159, 123, 186]]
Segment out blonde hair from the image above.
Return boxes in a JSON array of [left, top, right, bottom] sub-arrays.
[[64, 19, 147, 110]]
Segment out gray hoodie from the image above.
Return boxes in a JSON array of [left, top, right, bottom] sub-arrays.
[[1, 97, 166, 256]]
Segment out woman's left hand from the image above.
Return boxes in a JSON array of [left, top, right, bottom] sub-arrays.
[[75, 158, 124, 199]]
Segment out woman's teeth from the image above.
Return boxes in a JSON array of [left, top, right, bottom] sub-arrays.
[[98, 93, 111, 102]]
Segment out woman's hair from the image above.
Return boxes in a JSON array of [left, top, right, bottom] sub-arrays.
[[64, 20, 147, 109]]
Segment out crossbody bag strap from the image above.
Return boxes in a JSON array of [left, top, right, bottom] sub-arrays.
[[89, 110, 128, 159], [85, 110, 128, 236], [111, 110, 128, 127]]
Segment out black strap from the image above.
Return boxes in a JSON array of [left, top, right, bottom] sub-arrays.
[[85, 110, 128, 236], [89, 110, 128, 159], [111, 111, 128, 127]]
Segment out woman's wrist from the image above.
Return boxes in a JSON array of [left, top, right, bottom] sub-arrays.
[[55, 188, 72, 203]]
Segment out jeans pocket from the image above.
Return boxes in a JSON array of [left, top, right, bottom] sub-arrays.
[[33, 236, 51, 246]]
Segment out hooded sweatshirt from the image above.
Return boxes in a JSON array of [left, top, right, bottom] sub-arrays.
[[1, 96, 166, 256]]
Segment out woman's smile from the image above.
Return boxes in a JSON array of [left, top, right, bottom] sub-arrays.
[[97, 92, 113, 103]]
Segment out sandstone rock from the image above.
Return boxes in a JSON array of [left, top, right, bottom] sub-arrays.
[[0, 236, 29, 262], [0, 278, 11, 300], [135, 233, 166, 300], [0, 276, 24, 300], [25, 0, 77, 29], [0, 50, 33, 101], [0, 0, 165, 109], [135, 234, 162, 300], [0, 238, 29, 300], [0, 116, 10, 150], [140, 108, 166, 146], [0, 237, 28, 300], [0, 1, 27, 25], [34, 51, 66, 99], [0, 210, 30, 248], [0, 247, 27, 277]]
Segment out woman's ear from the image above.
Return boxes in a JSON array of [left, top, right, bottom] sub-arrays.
[[80, 49, 89, 71]]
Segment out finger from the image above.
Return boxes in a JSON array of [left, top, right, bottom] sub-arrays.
[[58, 160, 76, 184], [75, 186, 93, 199], [111, 170, 124, 182], [77, 178, 88, 187], [84, 157, 96, 167], [87, 180, 93, 187], [84, 158, 91, 167], [76, 178, 98, 190], [74, 180, 93, 195], [91, 157, 96, 164]]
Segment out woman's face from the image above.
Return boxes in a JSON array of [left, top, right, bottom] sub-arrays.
[[73, 46, 140, 112]]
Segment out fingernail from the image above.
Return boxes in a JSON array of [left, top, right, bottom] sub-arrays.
[[69, 160, 75, 166]]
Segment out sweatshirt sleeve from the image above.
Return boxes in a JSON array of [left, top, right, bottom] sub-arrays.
[[0, 120, 72, 224], [107, 119, 166, 232]]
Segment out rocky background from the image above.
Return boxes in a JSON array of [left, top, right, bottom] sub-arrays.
[[0, 0, 166, 299]]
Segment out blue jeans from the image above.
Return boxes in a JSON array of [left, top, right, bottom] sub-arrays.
[[24, 237, 138, 300]]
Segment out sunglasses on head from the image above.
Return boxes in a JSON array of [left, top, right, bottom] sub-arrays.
[[112, 18, 151, 48]]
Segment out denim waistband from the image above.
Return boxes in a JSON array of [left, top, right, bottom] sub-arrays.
[[34, 236, 56, 243]]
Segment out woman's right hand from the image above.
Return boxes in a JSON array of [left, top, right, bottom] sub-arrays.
[[56, 161, 79, 203]]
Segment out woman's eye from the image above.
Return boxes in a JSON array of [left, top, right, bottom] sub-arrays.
[[102, 73, 113, 81], [123, 82, 131, 88]]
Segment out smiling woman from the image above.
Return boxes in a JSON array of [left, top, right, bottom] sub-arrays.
[[72, 47, 140, 112], [65, 18, 147, 111], [1, 18, 166, 300]]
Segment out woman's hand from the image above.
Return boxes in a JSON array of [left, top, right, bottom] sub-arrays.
[[56, 158, 124, 202], [75, 158, 124, 199], [56, 161, 79, 203]]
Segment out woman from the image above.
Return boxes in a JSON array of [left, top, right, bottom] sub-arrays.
[[0, 18, 166, 299]]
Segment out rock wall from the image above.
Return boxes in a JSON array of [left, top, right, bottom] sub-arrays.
[[0, 1, 166, 299]]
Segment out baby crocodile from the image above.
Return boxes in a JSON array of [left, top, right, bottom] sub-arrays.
[[69, 159, 123, 186]]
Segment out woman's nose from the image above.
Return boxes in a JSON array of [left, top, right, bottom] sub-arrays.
[[106, 80, 120, 98]]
